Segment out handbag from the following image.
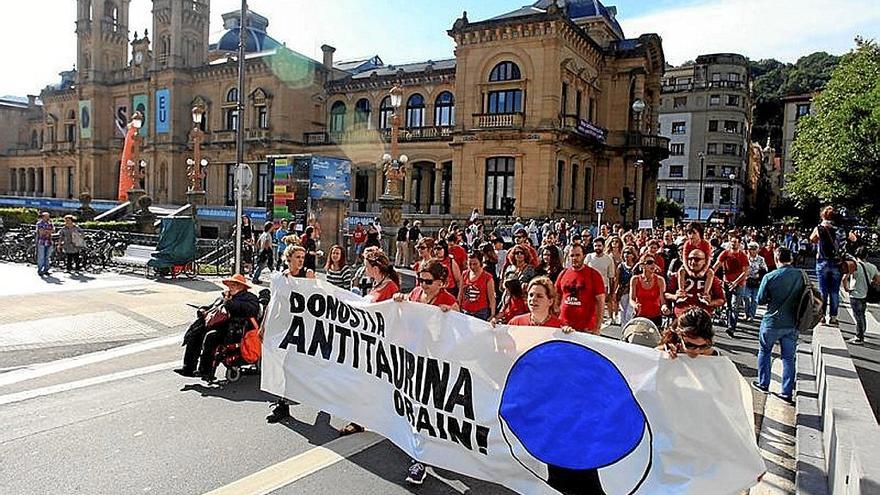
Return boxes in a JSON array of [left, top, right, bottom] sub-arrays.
[[240, 318, 262, 364], [204, 303, 229, 329]]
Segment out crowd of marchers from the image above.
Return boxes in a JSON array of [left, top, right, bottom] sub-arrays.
[[171, 204, 876, 486]]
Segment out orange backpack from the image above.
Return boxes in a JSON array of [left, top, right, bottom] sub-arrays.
[[240, 317, 262, 364]]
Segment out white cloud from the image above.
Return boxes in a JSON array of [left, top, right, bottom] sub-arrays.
[[623, 0, 880, 64]]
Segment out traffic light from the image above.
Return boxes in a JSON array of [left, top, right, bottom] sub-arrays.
[[622, 187, 635, 207]]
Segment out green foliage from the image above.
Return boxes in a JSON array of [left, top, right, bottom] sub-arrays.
[[0, 207, 40, 228], [79, 221, 137, 232], [789, 39, 880, 219], [655, 197, 685, 222], [750, 52, 840, 148]]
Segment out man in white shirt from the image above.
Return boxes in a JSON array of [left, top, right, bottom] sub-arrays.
[[586, 237, 616, 323], [843, 246, 880, 344]]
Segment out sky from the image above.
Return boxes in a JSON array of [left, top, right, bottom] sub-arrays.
[[1, 0, 878, 96]]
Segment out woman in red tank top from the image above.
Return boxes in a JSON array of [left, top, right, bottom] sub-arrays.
[[507, 276, 563, 328], [364, 250, 400, 302], [629, 253, 666, 328], [393, 259, 459, 312], [432, 241, 462, 298], [458, 251, 496, 321]]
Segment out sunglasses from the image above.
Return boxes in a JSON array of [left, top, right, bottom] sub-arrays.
[[687, 257, 705, 261], [680, 339, 713, 351], [418, 278, 437, 285]]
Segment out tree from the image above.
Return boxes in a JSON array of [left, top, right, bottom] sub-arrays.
[[655, 197, 685, 222], [788, 39, 880, 219]]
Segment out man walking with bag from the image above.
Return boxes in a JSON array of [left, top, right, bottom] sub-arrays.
[[753, 247, 804, 404]]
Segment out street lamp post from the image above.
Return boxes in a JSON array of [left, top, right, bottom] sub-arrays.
[[379, 85, 408, 230], [630, 99, 646, 227], [728, 172, 737, 224], [697, 152, 705, 222], [125, 111, 147, 208], [186, 106, 209, 232]]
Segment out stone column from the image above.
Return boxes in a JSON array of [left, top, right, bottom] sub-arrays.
[[431, 163, 444, 214]]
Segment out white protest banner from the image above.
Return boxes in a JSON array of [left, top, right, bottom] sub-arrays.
[[638, 219, 654, 230], [262, 278, 765, 495]]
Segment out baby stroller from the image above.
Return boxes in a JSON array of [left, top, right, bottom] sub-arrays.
[[212, 288, 271, 382]]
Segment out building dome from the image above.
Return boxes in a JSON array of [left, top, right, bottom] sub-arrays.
[[532, 0, 624, 38], [211, 10, 283, 54]]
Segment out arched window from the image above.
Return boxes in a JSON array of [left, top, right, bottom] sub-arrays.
[[354, 98, 371, 128], [405, 94, 425, 128], [226, 88, 238, 103], [330, 101, 346, 133], [489, 61, 521, 82], [379, 96, 393, 130], [434, 92, 455, 127]]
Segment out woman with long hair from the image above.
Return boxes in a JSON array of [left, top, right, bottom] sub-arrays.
[[606, 235, 625, 322], [493, 272, 528, 324], [412, 237, 435, 272], [363, 249, 400, 303], [658, 307, 719, 359], [535, 245, 564, 283], [432, 240, 462, 298], [504, 244, 536, 287], [324, 244, 351, 289], [630, 253, 666, 328], [506, 276, 563, 328], [617, 247, 638, 327], [458, 250, 496, 321]]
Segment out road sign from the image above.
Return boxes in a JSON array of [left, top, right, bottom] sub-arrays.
[[595, 200, 605, 213], [235, 163, 253, 188]]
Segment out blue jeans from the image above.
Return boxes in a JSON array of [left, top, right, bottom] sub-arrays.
[[851, 297, 867, 340], [757, 324, 797, 398], [725, 284, 744, 330], [743, 284, 760, 320], [36, 244, 52, 274], [816, 260, 842, 318]]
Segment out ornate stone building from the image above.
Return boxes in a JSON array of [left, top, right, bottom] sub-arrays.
[[0, 0, 668, 228]]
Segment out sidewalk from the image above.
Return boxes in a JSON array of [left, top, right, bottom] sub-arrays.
[[0, 263, 222, 368]]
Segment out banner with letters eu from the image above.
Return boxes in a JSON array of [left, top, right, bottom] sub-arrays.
[[262, 279, 766, 495], [155, 88, 170, 134]]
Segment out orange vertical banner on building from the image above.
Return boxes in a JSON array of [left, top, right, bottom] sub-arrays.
[[117, 125, 137, 201]]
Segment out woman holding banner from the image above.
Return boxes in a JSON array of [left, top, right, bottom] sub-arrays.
[[338, 249, 400, 437], [507, 276, 563, 328], [392, 258, 460, 484]]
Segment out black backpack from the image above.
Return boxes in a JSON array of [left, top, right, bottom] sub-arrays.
[[796, 270, 824, 332]]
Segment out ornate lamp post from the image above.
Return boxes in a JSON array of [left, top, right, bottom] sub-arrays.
[[186, 106, 208, 219], [124, 111, 148, 208], [728, 172, 738, 224], [379, 85, 408, 227]]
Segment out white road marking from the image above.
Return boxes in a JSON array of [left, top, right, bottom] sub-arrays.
[[0, 333, 182, 388], [0, 361, 177, 406], [202, 432, 385, 495]]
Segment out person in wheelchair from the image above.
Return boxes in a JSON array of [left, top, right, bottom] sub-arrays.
[[175, 274, 261, 381]]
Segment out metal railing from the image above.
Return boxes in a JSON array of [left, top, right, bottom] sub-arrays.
[[303, 126, 454, 145]]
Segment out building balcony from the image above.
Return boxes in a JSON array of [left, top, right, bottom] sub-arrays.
[[473, 113, 523, 129], [41, 143, 58, 152], [302, 126, 454, 146], [608, 131, 670, 160], [662, 80, 747, 93], [212, 130, 237, 143], [245, 128, 270, 141]]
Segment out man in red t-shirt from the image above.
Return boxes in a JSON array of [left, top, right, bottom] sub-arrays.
[[664, 247, 725, 317], [555, 244, 606, 334], [713, 236, 749, 337], [352, 222, 367, 260]]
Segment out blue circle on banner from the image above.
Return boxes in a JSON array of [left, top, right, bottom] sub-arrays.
[[500, 341, 647, 470]]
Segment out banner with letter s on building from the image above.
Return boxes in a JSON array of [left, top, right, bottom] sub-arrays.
[[262, 279, 765, 495]]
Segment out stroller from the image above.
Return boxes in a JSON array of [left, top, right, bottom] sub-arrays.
[[212, 288, 272, 382]]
